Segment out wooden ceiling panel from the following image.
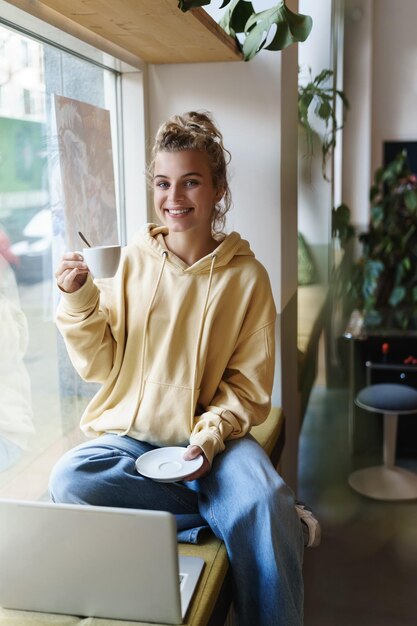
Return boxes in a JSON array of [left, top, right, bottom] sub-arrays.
[[5, 0, 243, 64]]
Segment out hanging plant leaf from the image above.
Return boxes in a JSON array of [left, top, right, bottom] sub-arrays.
[[219, 0, 254, 37], [242, 3, 312, 61], [178, 0, 211, 11], [265, 4, 313, 51], [219, 0, 233, 7]]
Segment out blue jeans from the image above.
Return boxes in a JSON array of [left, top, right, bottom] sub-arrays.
[[49, 434, 304, 626]]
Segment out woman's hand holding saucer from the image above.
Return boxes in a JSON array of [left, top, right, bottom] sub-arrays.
[[182, 445, 211, 480]]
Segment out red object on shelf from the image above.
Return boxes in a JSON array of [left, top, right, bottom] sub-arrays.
[[381, 342, 390, 363]]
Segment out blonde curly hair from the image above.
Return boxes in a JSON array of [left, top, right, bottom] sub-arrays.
[[148, 111, 232, 234]]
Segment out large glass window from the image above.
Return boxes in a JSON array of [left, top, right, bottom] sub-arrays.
[[0, 23, 121, 499]]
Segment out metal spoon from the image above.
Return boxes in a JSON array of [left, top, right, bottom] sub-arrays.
[[78, 231, 92, 248]]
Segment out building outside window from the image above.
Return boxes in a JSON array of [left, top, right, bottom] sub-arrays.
[[0, 22, 121, 500]]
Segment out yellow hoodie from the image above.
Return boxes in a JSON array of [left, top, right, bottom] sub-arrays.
[[56, 224, 276, 465]]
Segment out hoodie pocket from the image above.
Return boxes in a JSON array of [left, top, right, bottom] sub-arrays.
[[133, 379, 200, 446]]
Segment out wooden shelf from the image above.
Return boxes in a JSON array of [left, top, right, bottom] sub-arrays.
[[5, 0, 243, 65]]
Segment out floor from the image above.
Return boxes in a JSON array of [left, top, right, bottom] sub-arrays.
[[298, 384, 417, 626]]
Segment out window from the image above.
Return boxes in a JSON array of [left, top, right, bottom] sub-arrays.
[[0, 22, 122, 499]]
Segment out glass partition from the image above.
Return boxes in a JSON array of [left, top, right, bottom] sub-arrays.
[[0, 23, 120, 499]]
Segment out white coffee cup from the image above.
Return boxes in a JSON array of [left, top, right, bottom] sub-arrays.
[[82, 245, 121, 278]]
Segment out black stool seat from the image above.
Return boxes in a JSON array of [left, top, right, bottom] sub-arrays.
[[349, 383, 417, 501], [355, 383, 417, 414]]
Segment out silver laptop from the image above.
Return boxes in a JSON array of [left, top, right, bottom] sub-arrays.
[[0, 499, 204, 624]]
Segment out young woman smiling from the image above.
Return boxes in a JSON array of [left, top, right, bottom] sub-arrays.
[[51, 111, 307, 626]]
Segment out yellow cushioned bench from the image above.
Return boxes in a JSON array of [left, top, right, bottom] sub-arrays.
[[0, 408, 285, 626]]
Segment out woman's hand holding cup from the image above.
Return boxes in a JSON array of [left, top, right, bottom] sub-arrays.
[[55, 252, 89, 293]]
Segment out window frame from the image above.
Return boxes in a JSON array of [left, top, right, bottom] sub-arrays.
[[0, 0, 150, 244]]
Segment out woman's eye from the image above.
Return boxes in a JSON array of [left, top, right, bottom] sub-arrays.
[[156, 181, 169, 189], [185, 179, 198, 188]]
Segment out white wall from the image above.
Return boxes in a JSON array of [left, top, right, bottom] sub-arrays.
[[121, 69, 149, 242], [343, 0, 417, 229], [342, 0, 373, 228], [298, 0, 334, 249], [372, 0, 417, 173]]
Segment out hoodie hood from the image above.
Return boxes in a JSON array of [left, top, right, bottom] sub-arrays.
[[132, 223, 254, 273]]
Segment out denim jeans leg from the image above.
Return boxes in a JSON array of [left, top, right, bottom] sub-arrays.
[[48, 434, 209, 543], [188, 435, 304, 626]]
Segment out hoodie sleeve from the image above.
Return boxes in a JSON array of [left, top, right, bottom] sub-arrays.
[[55, 275, 117, 383], [189, 319, 275, 466]]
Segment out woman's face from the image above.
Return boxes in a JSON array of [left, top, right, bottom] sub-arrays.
[[153, 149, 222, 238]]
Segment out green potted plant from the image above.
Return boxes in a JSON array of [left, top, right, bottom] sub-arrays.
[[349, 151, 417, 330], [179, 0, 313, 60], [298, 68, 349, 181]]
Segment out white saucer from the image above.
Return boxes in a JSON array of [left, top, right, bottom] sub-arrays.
[[135, 447, 204, 482]]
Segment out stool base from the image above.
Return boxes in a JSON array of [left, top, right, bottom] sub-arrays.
[[348, 466, 417, 500]]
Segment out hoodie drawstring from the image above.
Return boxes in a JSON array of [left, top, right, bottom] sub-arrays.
[[190, 254, 217, 431], [121, 249, 216, 438], [121, 250, 168, 436]]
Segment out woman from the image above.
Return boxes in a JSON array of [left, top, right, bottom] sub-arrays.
[[51, 111, 305, 625]]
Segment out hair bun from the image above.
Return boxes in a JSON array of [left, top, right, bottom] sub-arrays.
[[184, 111, 222, 142]]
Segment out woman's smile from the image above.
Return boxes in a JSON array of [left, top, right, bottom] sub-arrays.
[[165, 207, 193, 217]]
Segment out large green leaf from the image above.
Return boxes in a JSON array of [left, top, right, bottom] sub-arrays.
[[242, 3, 313, 61], [265, 4, 312, 49], [219, 0, 254, 37]]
